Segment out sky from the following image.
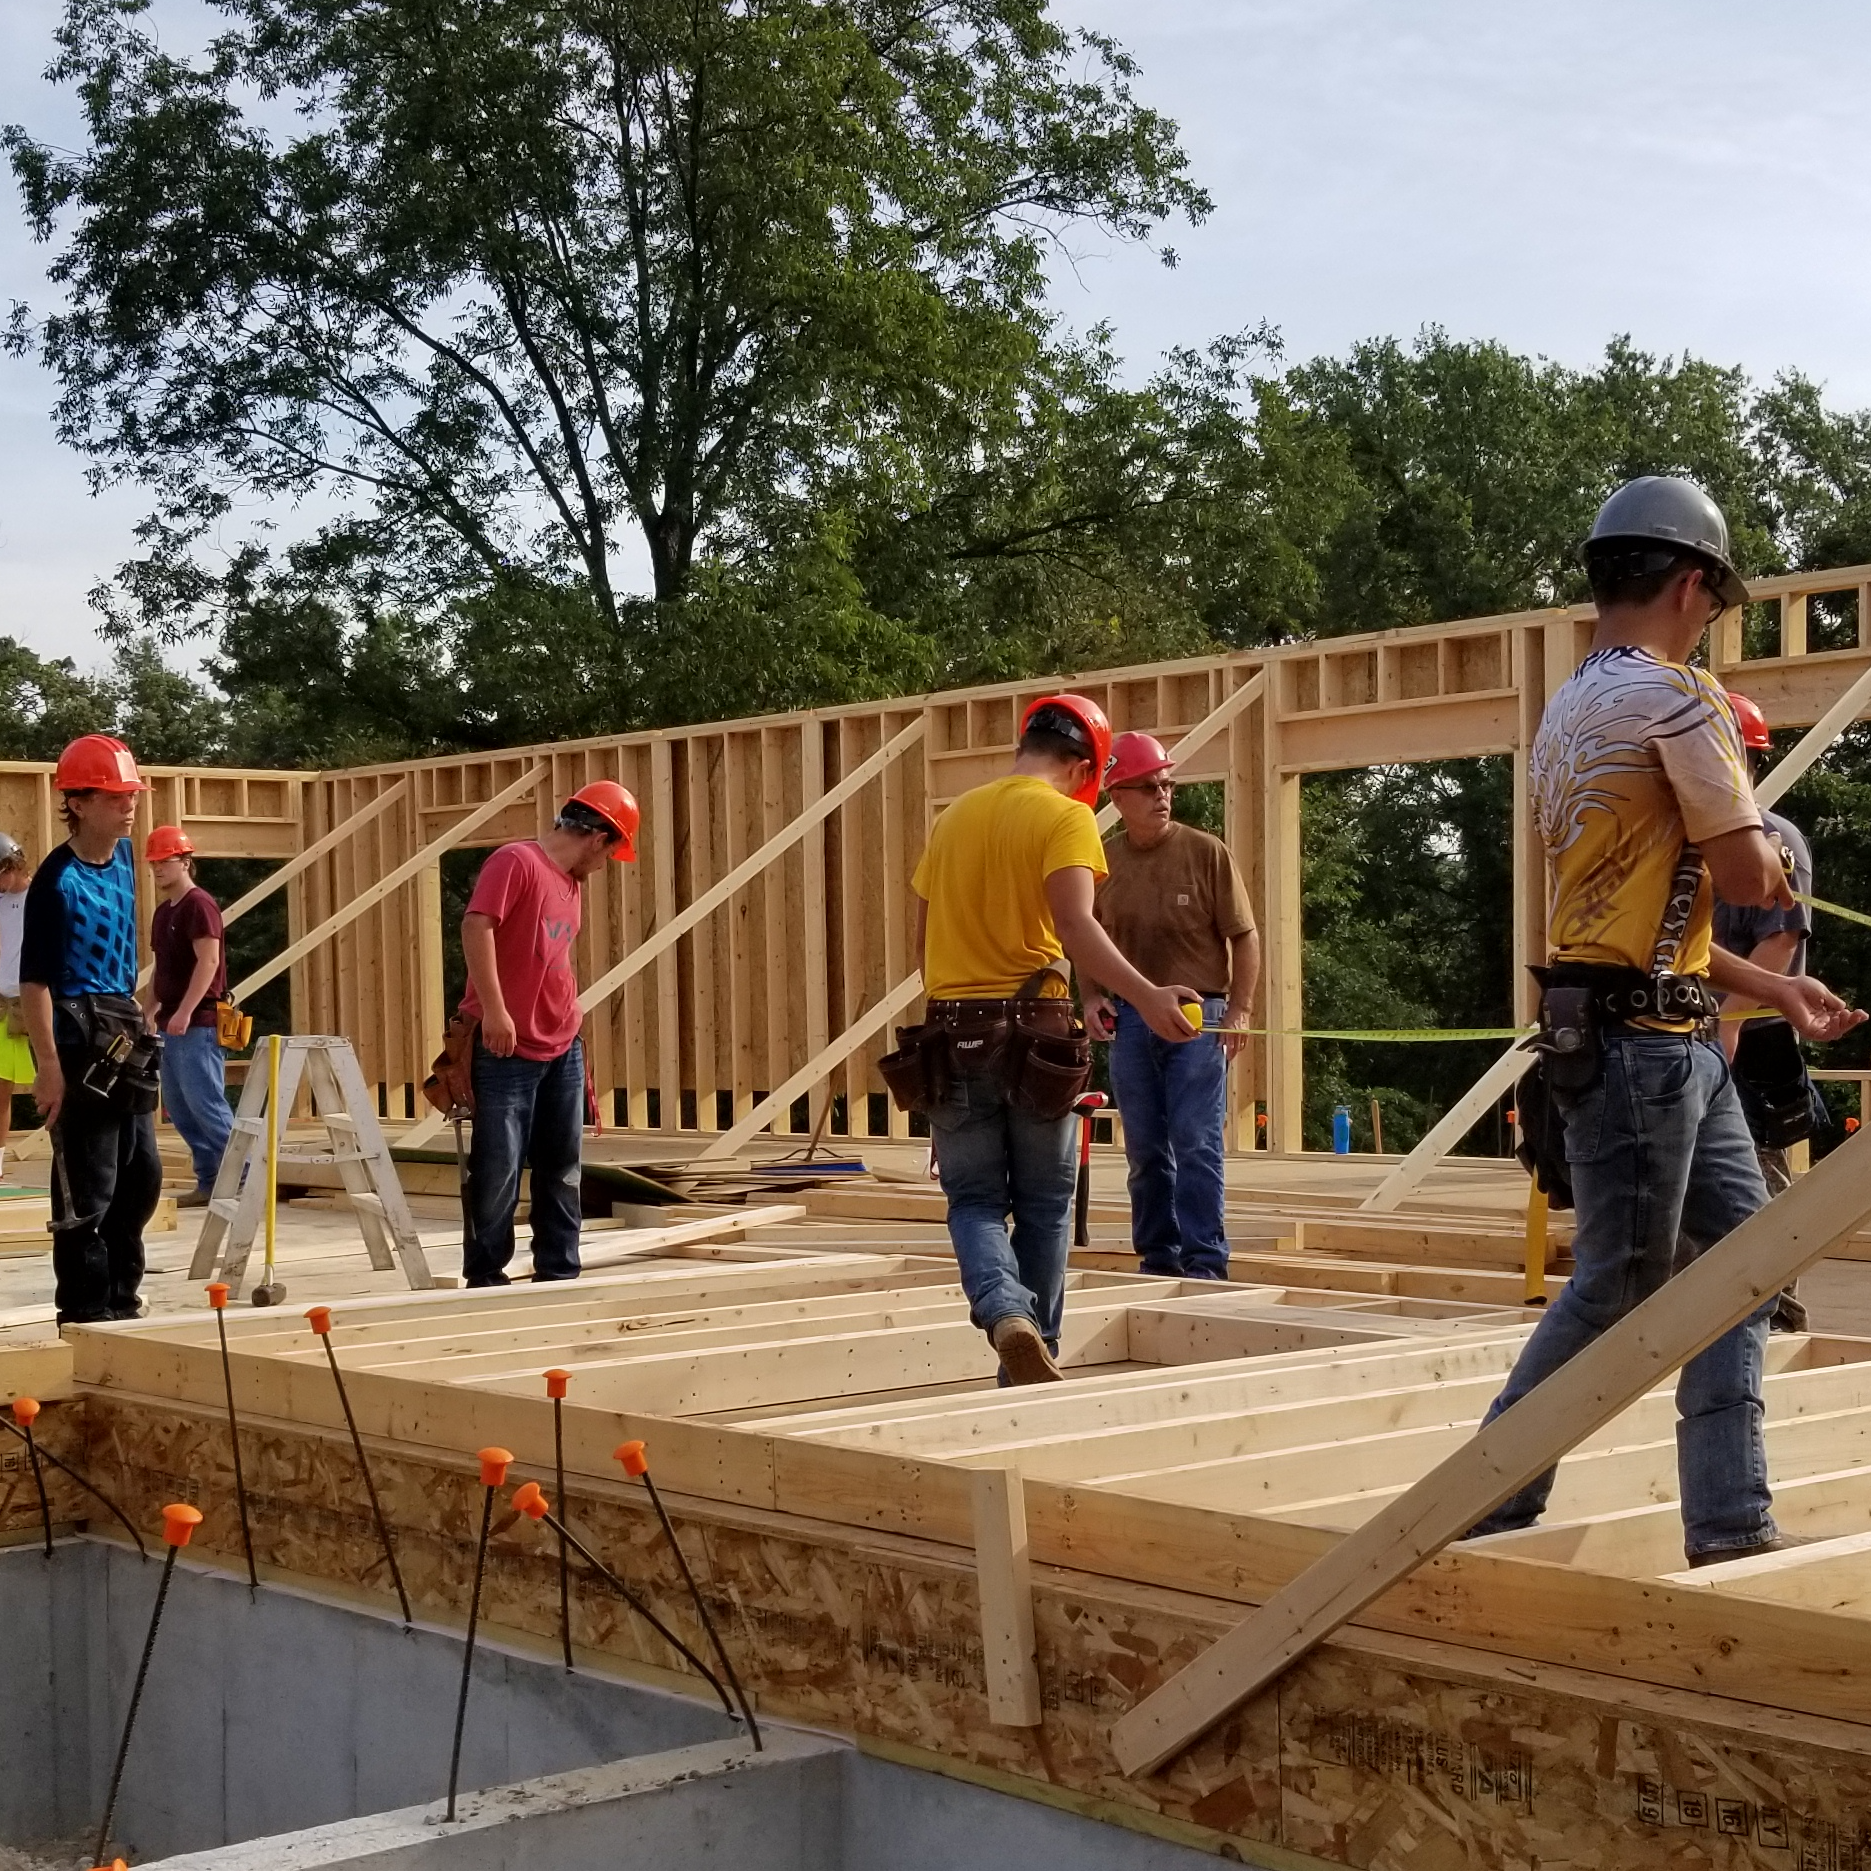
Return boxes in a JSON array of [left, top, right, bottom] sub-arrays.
[[2, 0, 1870, 672]]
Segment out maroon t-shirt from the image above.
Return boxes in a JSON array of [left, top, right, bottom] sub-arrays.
[[151, 885, 227, 1028], [458, 841, 583, 1060]]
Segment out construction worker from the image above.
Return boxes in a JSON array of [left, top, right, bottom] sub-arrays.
[[1082, 731, 1260, 1279], [1467, 477, 1864, 1566], [1712, 691, 1825, 1331], [0, 834, 34, 1179], [458, 781, 638, 1286], [138, 826, 232, 1207], [909, 695, 1199, 1384], [21, 735, 164, 1323]]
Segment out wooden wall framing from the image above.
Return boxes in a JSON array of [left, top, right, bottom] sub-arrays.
[[8, 561, 1870, 1148]]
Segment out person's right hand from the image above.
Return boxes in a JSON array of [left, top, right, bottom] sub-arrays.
[[481, 1008, 519, 1057], [1134, 984, 1200, 1043], [1766, 974, 1868, 1044], [33, 1058, 64, 1126], [1081, 989, 1116, 1041]]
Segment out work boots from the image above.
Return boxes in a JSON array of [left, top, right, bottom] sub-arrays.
[[991, 1315, 1064, 1385]]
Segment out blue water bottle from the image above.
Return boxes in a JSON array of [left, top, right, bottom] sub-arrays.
[[1332, 1104, 1352, 1154]]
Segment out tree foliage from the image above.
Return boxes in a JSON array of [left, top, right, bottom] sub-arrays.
[[7, 0, 1205, 675]]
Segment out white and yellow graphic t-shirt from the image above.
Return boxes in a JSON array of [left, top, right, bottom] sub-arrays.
[[1532, 647, 1759, 980]]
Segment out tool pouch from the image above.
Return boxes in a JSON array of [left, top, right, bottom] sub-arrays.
[[1512, 971, 1608, 1212], [0, 995, 26, 1040], [879, 1023, 953, 1116], [63, 995, 162, 1116], [1006, 1020, 1092, 1121], [1733, 1020, 1822, 1150], [422, 1013, 479, 1117], [214, 998, 253, 1051], [1533, 978, 1602, 1095]]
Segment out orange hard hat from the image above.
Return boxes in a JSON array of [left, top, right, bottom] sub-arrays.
[[54, 734, 147, 795], [561, 781, 639, 861], [1725, 690, 1772, 752], [1105, 731, 1174, 791], [145, 825, 195, 864], [1019, 693, 1113, 807]]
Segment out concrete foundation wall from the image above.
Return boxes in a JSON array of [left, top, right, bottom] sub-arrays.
[[0, 1543, 1238, 1871], [0, 1543, 734, 1862]]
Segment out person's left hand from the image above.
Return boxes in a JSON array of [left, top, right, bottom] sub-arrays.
[[1767, 974, 1869, 1044], [164, 1011, 190, 1038], [1218, 1002, 1254, 1061]]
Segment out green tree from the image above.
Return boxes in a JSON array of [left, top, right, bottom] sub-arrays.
[[8, 0, 1206, 682]]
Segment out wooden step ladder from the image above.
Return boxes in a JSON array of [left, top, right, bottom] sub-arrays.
[[188, 1035, 436, 1297]]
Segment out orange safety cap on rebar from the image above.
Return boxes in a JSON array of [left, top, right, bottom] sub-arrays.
[[477, 1447, 514, 1488], [92, 1858, 128, 1871], [614, 1440, 649, 1477], [512, 1481, 550, 1520], [162, 1502, 204, 1547], [306, 1306, 333, 1336], [12, 1396, 40, 1427], [543, 1368, 571, 1400], [205, 1282, 229, 1310]]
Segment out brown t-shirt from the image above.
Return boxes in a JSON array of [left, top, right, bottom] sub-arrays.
[[1094, 824, 1256, 997]]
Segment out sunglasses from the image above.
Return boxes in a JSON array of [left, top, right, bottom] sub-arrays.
[[1116, 778, 1175, 796]]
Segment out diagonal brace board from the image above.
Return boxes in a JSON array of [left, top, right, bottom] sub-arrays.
[[1755, 662, 1871, 809], [1359, 1034, 1536, 1212], [231, 763, 547, 1003], [1109, 1120, 1871, 1778], [692, 973, 924, 1162]]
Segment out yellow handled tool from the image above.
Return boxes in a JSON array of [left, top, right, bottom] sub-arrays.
[[252, 1033, 286, 1306]]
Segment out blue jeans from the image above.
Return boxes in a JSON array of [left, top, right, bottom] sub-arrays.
[[929, 1069, 1077, 1352], [160, 1022, 233, 1191], [1468, 1034, 1775, 1560], [1110, 995, 1230, 1278], [465, 1038, 584, 1285]]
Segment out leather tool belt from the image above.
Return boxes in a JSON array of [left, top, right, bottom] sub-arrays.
[[1516, 964, 1719, 1213], [880, 973, 1090, 1122], [57, 993, 162, 1116]]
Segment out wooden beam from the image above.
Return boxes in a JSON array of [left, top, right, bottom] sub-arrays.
[[691, 971, 924, 1163], [575, 718, 926, 1018], [576, 1203, 807, 1273], [1108, 1121, 1871, 1778], [1092, 672, 1264, 833], [231, 764, 547, 1003], [1358, 1035, 1535, 1213], [1755, 662, 1871, 809], [972, 1467, 1042, 1725]]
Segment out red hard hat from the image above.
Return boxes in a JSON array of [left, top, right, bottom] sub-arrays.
[[1725, 690, 1772, 751], [1105, 731, 1174, 791], [54, 734, 147, 795], [564, 780, 639, 861], [1019, 693, 1113, 807], [145, 825, 195, 864]]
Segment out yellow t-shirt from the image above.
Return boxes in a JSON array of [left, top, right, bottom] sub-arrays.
[[1532, 646, 1760, 980], [911, 775, 1108, 999]]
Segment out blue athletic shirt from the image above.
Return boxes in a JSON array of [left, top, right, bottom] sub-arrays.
[[20, 841, 140, 997]]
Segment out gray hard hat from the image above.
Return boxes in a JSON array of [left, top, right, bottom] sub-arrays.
[[1584, 475, 1749, 610], [0, 834, 22, 869]]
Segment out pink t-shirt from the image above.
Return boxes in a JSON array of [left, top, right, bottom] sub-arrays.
[[459, 841, 583, 1060]]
